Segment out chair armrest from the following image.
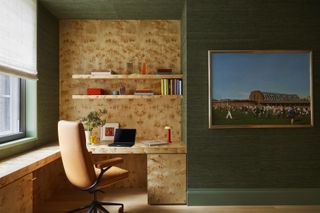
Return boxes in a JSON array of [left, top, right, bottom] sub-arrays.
[[94, 157, 124, 169]]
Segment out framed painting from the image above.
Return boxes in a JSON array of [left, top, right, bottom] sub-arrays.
[[208, 50, 313, 128], [100, 123, 119, 141]]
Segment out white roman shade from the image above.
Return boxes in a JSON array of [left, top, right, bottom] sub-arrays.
[[0, 0, 37, 80]]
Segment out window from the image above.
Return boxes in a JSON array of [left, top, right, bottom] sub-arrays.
[[0, 0, 36, 145], [0, 73, 25, 143]]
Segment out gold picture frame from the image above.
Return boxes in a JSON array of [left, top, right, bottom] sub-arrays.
[[208, 50, 313, 128]]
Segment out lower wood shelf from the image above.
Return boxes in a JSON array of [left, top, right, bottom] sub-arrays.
[[72, 95, 183, 99]]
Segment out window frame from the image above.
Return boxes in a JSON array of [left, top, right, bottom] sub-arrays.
[[0, 77, 26, 144]]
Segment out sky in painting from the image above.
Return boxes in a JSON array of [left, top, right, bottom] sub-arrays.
[[211, 52, 311, 100]]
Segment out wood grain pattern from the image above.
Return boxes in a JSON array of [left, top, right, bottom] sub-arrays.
[[0, 143, 60, 188], [89, 142, 187, 154], [33, 159, 70, 213], [93, 154, 147, 188], [0, 174, 33, 213], [59, 20, 182, 143], [147, 154, 186, 204]]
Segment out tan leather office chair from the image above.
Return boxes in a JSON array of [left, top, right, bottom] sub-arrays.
[[58, 120, 129, 213]]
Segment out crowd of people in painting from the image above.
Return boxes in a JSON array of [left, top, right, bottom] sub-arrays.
[[213, 104, 311, 124]]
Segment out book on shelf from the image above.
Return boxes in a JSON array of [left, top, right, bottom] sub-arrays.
[[91, 70, 115, 75], [156, 68, 173, 75], [161, 79, 183, 96], [135, 89, 153, 93], [134, 89, 154, 96], [134, 92, 154, 96]]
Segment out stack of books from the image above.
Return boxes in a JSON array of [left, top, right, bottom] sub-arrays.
[[161, 79, 183, 95], [134, 89, 154, 96], [157, 68, 173, 75], [91, 70, 115, 75]]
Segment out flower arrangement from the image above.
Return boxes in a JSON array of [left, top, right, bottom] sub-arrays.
[[80, 109, 107, 131]]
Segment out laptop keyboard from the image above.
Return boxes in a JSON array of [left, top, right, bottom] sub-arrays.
[[108, 142, 133, 147]]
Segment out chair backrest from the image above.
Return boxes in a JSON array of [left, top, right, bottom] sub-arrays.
[[58, 120, 96, 189]]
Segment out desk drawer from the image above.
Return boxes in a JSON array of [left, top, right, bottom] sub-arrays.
[[147, 154, 186, 204]]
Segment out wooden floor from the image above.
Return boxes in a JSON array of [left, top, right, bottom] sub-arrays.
[[41, 188, 320, 213]]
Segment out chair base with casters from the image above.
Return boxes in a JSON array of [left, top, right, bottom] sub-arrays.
[[68, 166, 124, 213]]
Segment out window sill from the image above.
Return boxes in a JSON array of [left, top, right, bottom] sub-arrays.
[[0, 142, 60, 188], [0, 137, 37, 150]]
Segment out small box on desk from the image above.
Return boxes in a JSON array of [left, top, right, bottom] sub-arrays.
[[87, 88, 104, 95]]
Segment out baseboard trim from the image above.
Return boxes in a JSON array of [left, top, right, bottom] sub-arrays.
[[188, 188, 320, 205]]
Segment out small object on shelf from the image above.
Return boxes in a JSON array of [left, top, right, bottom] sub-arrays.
[[87, 88, 104, 95], [165, 126, 171, 143], [157, 68, 173, 74], [141, 63, 147, 75], [112, 90, 120, 95], [119, 86, 126, 95], [126, 62, 133, 74]]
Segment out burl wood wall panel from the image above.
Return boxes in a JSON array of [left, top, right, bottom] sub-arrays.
[[60, 20, 182, 142], [93, 154, 147, 188], [0, 174, 33, 213], [147, 154, 186, 204]]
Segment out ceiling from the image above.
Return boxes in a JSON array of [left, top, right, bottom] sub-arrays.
[[39, 0, 185, 19]]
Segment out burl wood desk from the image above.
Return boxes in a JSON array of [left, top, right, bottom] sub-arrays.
[[88, 142, 187, 205]]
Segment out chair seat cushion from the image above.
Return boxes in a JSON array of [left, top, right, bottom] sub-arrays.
[[95, 166, 129, 189]]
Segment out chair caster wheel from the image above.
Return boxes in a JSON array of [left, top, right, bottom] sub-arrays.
[[119, 206, 124, 213]]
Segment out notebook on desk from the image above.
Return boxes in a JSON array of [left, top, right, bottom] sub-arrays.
[[108, 129, 136, 147], [141, 140, 168, 146]]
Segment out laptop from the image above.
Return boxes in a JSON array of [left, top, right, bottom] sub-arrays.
[[108, 128, 136, 147]]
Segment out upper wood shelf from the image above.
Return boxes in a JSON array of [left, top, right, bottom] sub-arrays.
[[72, 74, 183, 79], [72, 95, 183, 99]]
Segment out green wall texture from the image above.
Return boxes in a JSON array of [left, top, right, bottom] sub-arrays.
[[37, 3, 59, 145], [186, 0, 320, 204]]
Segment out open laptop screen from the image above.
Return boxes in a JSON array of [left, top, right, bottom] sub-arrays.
[[114, 129, 136, 144]]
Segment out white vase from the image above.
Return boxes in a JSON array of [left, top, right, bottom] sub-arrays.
[[85, 130, 91, 145]]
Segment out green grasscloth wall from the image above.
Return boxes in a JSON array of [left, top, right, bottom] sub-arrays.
[[186, 0, 320, 204], [37, 3, 59, 144]]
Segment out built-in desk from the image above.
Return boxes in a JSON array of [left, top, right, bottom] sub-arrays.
[[88, 142, 187, 205], [88, 141, 186, 154]]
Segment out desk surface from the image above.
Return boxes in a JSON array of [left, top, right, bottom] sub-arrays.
[[88, 141, 187, 154]]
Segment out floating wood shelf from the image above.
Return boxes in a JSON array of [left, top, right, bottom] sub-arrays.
[[72, 74, 183, 79], [72, 95, 183, 99]]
